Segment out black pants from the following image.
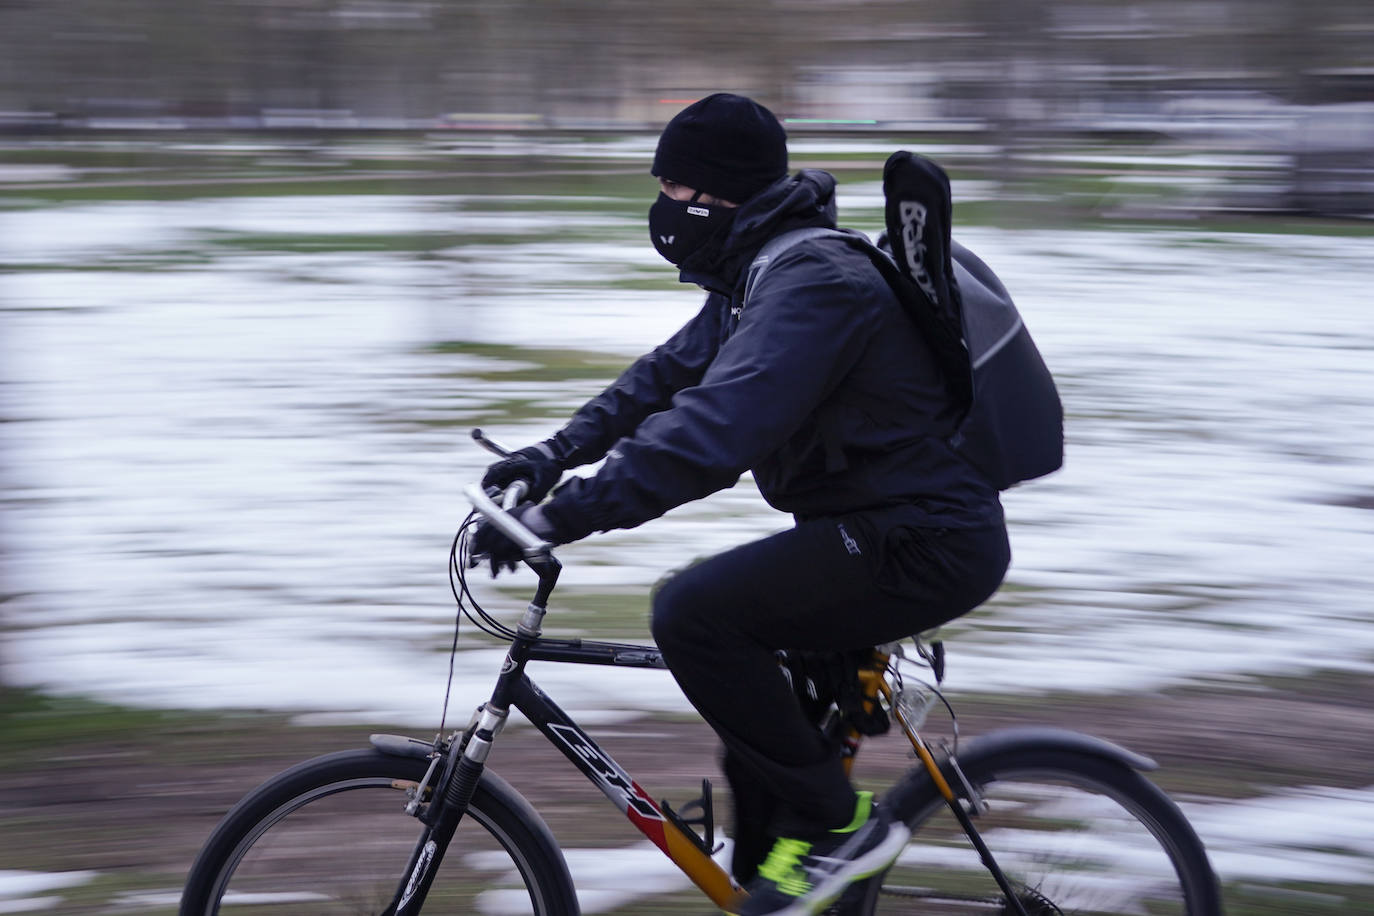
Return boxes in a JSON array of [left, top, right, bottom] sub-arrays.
[[650, 508, 1010, 881]]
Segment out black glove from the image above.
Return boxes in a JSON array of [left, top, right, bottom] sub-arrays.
[[480, 444, 563, 505], [469, 503, 558, 577]]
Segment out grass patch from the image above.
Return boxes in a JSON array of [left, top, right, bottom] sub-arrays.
[[417, 400, 576, 428], [541, 588, 654, 641], [0, 686, 381, 769], [600, 272, 687, 292], [8, 136, 1371, 238], [1221, 880, 1372, 914], [427, 340, 630, 382], [45, 870, 183, 915], [454, 586, 655, 644], [202, 230, 471, 254], [0, 254, 212, 272], [1128, 213, 1374, 238], [466, 193, 647, 215], [0, 686, 201, 765]]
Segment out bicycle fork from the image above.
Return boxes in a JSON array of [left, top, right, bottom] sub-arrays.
[[390, 588, 551, 913], [877, 667, 1032, 916], [388, 700, 510, 915]]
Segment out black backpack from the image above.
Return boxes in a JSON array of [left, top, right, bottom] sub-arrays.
[[744, 152, 1064, 490]]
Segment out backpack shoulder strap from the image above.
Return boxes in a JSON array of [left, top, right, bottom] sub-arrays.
[[742, 227, 856, 310], [743, 225, 976, 413]]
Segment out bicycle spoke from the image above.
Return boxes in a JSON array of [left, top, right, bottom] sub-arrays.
[[873, 773, 1195, 914], [208, 776, 538, 914]]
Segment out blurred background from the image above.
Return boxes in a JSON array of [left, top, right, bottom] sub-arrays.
[[4, 0, 1374, 214], [2, 1, 1373, 913]]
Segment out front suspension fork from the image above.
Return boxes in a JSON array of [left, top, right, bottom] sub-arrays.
[[389, 704, 508, 915]]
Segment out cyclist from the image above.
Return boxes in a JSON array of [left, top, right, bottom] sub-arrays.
[[472, 92, 1010, 915]]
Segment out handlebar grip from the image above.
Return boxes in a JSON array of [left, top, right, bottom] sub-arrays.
[[471, 428, 513, 459], [502, 480, 528, 510], [464, 484, 548, 553]]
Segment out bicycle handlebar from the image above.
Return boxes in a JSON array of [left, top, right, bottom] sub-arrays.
[[467, 429, 539, 543], [501, 479, 528, 510], [471, 427, 511, 459], [463, 483, 549, 554], [465, 429, 561, 607]]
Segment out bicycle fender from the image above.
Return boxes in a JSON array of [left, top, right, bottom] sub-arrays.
[[371, 733, 437, 759], [882, 726, 1157, 823], [956, 726, 1158, 772]]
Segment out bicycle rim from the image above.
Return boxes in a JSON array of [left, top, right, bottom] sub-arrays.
[[185, 752, 561, 915], [867, 752, 1215, 915]]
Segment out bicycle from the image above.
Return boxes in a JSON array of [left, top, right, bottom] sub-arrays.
[[180, 432, 1224, 915]]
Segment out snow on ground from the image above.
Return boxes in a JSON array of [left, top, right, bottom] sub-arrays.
[[1, 192, 1372, 725], [1189, 784, 1374, 886], [0, 871, 96, 913]]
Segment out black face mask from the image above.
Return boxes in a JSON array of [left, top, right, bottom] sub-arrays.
[[648, 192, 736, 267]]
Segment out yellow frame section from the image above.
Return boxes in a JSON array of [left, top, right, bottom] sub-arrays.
[[661, 651, 956, 910], [660, 817, 743, 908]]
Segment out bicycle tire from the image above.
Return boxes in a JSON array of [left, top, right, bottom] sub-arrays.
[[180, 747, 580, 915], [854, 744, 1223, 915]]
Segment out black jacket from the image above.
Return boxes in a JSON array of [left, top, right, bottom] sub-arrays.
[[543, 170, 1003, 541]]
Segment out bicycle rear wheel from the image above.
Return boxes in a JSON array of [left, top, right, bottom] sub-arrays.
[[180, 748, 578, 915], [860, 745, 1222, 915]]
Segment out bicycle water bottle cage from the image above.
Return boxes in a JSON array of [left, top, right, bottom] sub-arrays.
[[661, 779, 720, 855]]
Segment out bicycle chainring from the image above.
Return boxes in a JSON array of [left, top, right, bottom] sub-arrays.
[[1006, 886, 1063, 915]]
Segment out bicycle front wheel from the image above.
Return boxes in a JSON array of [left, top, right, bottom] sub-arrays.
[[863, 745, 1222, 915], [180, 748, 579, 915]]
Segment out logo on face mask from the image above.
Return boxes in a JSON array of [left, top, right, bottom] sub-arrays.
[[687, 205, 710, 217]]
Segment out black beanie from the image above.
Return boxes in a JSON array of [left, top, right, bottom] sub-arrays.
[[651, 93, 788, 204]]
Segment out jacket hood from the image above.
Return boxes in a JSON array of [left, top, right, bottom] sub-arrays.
[[678, 169, 838, 293]]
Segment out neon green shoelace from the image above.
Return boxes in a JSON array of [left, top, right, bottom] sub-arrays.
[[757, 837, 814, 897]]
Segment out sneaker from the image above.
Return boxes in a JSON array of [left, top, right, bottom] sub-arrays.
[[730, 792, 909, 916]]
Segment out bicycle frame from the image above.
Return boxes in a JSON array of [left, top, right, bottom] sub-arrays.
[[393, 634, 743, 909], [181, 441, 1214, 916], [383, 481, 1031, 916], [507, 642, 990, 912], [457, 640, 1014, 915], [396, 639, 977, 912], [514, 640, 740, 907]]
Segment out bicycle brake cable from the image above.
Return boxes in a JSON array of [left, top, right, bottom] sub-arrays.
[[438, 515, 474, 738], [450, 513, 518, 641], [889, 649, 961, 757], [439, 510, 526, 737]]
